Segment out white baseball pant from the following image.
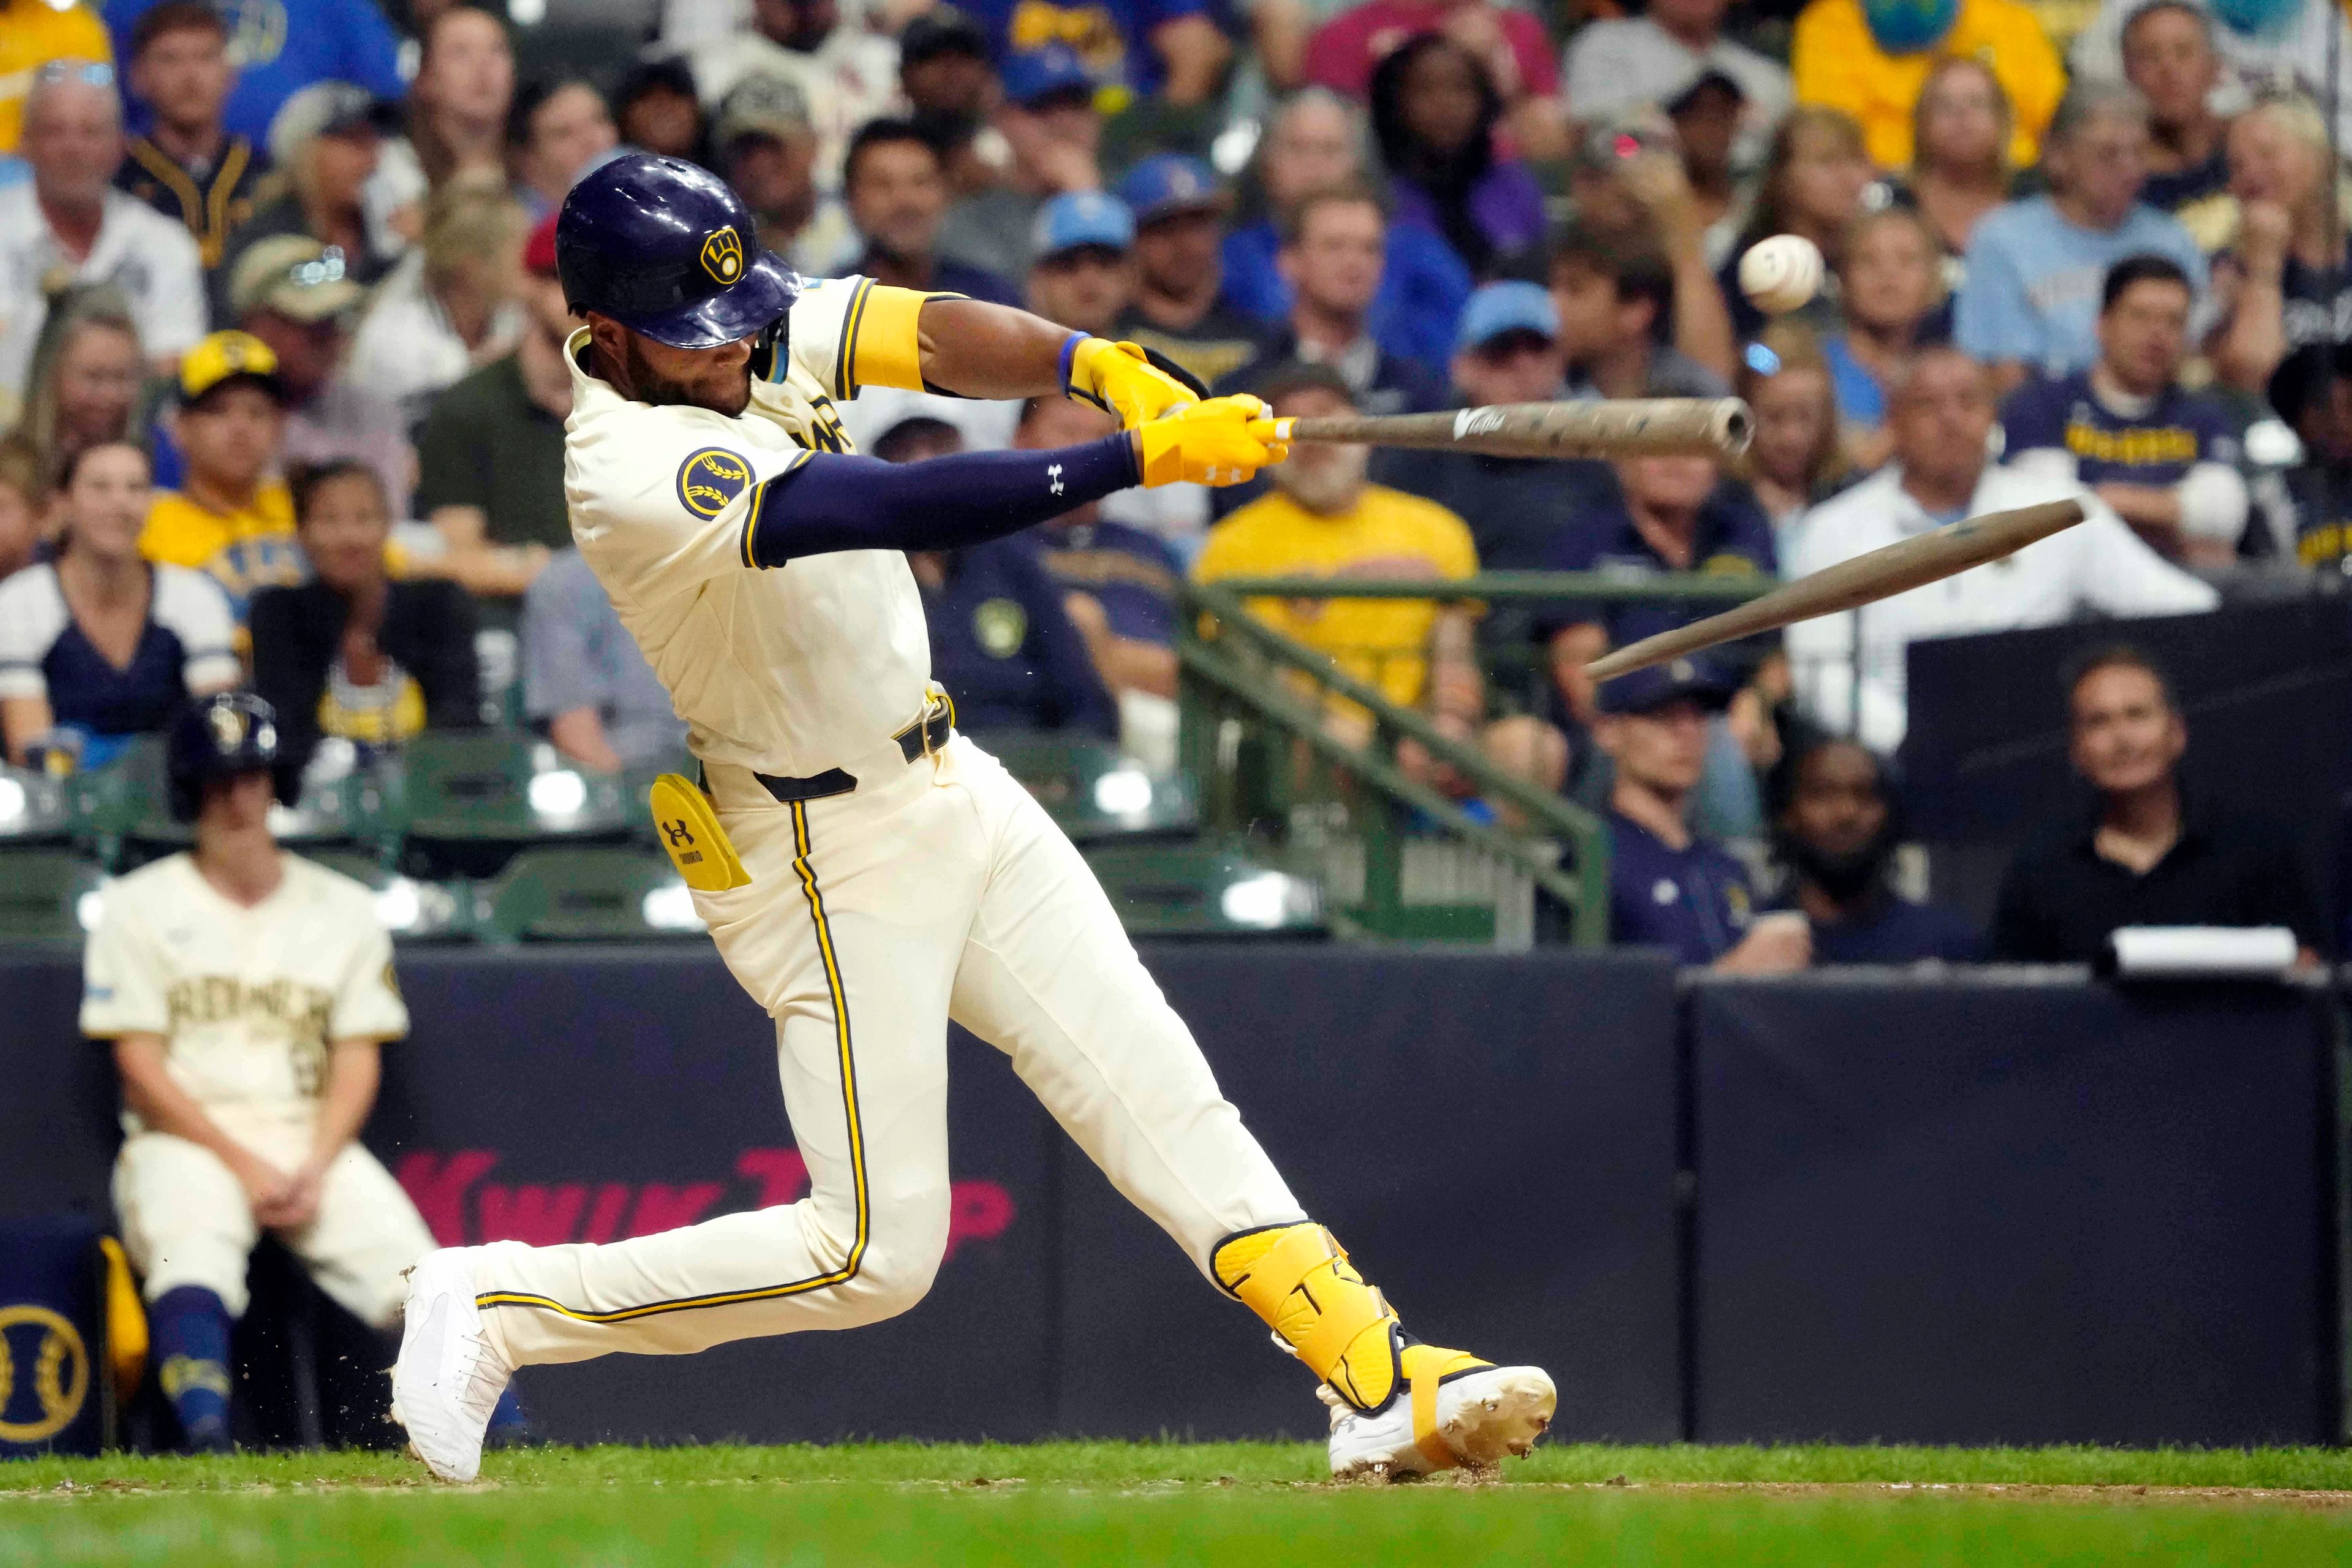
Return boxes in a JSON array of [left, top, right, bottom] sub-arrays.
[[115, 1113, 435, 1325], [469, 735, 1305, 1365]]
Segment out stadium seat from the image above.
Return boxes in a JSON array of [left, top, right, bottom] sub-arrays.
[[0, 849, 104, 944], [479, 846, 705, 943], [1084, 844, 1324, 938], [388, 733, 630, 880], [973, 733, 1202, 842], [0, 764, 73, 845], [306, 851, 477, 944]]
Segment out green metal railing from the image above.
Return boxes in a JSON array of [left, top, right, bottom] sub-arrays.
[[1177, 571, 1776, 946]]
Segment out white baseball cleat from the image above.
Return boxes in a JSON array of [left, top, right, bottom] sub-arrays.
[[1324, 1354, 1557, 1481], [390, 1247, 514, 1483]]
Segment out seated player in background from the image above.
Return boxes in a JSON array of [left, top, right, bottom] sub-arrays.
[[524, 546, 691, 775], [0, 440, 238, 769], [143, 331, 301, 619], [1015, 396, 1187, 745], [1594, 659, 1812, 973], [248, 461, 481, 775], [1545, 449, 1781, 837], [1110, 156, 1268, 394], [1991, 645, 2323, 963], [880, 417, 1118, 737], [81, 693, 519, 1453], [1785, 346, 2218, 752], [1770, 736, 1979, 963], [2000, 255, 2248, 565]]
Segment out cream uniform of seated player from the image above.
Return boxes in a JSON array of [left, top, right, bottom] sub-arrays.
[[83, 693, 456, 1452], [391, 154, 1557, 1483]]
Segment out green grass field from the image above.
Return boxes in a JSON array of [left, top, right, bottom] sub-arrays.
[[4, 1442, 2350, 1565]]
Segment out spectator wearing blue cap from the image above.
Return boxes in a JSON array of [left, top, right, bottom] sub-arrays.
[[1110, 154, 1269, 391], [1596, 658, 1811, 970], [1216, 183, 1447, 415], [1219, 90, 1471, 377], [1025, 189, 1135, 336], [954, 0, 1232, 105], [1384, 281, 1614, 578], [940, 42, 1106, 281]]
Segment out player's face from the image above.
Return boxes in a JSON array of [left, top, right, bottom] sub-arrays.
[[202, 769, 277, 835], [2070, 665, 2185, 796], [595, 318, 755, 417]]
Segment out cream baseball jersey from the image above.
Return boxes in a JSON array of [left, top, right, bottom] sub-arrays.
[[565, 274, 950, 780], [81, 854, 408, 1126]]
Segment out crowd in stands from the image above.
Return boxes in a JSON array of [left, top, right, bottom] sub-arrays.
[[4, 0, 2348, 970]]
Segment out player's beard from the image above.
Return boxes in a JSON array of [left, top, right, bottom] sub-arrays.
[[617, 333, 752, 417]]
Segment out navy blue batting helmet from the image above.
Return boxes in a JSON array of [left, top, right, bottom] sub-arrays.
[[167, 693, 300, 822], [556, 152, 802, 349]]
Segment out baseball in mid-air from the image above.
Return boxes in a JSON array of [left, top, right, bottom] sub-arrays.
[[1738, 234, 1824, 316]]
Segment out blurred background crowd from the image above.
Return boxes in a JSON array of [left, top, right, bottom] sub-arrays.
[[3, 0, 2348, 968]]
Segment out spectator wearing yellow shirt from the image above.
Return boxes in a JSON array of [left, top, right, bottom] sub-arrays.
[[1792, 0, 2065, 171], [142, 331, 298, 618], [1194, 363, 1567, 811], [0, 0, 111, 153]]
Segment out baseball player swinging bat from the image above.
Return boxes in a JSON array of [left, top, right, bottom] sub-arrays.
[[390, 153, 1555, 1486], [1257, 397, 1754, 462], [1586, 499, 2090, 681]]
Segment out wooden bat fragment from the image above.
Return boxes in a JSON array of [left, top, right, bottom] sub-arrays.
[[1585, 499, 2090, 681]]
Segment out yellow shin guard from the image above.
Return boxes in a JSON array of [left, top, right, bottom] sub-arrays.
[[1212, 1223, 1408, 1412]]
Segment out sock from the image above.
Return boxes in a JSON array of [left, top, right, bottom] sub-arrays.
[[488, 1385, 527, 1433], [149, 1286, 235, 1449]]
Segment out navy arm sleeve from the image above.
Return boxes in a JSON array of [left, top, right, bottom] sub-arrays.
[[741, 435, 1140, 568]]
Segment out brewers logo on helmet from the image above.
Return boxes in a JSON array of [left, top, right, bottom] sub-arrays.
[[167, 692, 301, 821], [556, 153, 802, 349]]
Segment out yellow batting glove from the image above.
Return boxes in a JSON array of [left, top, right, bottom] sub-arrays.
[[1065, 336, 1203, 428], [1134, 396, 1291, 488]]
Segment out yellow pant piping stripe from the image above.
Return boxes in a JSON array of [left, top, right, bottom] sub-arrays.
[[475, 798, 869, 1321]]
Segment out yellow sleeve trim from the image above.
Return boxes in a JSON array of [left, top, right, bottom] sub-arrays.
[[847, 285, 936, 396]]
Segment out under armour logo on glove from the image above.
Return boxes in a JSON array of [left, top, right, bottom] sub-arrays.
[[1048, 462, 1065, 496]]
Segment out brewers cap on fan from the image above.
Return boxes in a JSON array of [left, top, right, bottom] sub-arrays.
[[166, 691, 301, 820], [177, 330, 289, 406], [556, 152, 804, 348]]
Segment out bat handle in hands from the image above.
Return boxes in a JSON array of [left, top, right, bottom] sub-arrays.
[[1246, 417, 1295, 445]]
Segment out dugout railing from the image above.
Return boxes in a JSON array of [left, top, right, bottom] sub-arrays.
[[1179, 571, 1773, 947]]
